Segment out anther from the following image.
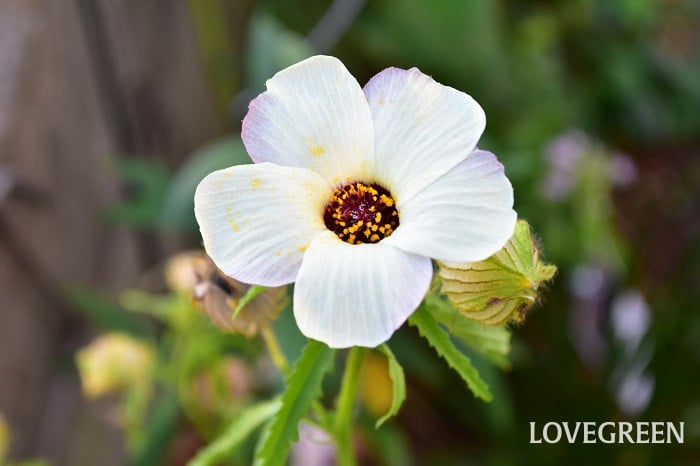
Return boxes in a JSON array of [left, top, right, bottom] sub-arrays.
[[323, 182, 399, 244]]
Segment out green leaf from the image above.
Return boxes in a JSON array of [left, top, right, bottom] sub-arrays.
[[409, 306, 492, 402], [120, 290, 177, 320], [246, 15, 314, 89], [253, 340, 335, 466], [359, 418, 412, 466], [189, 399, 281, 466], [160, 137, 251, 232], [107, 157, 171, 228], [66, 285, 150, 338], [438, 219, 556, 325], [375, 345, 406, 428], [132, 391, 180, 466], [424, 294, 511, 369], [232, 285, 265, 321]]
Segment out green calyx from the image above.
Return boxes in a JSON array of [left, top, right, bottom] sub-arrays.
[[438, 219, 556, 325]]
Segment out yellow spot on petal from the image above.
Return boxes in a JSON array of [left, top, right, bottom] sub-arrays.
[[250, 176, 263, 189], [307, 137, 327, 157], [228, 219, 241, 232], [297, 244, 309, 253], [310, 146, 326, 156]]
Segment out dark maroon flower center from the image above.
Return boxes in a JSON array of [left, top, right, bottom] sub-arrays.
[[323, 182, 399, 244]]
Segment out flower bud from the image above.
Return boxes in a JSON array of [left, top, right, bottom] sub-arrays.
[[438, 220, 556, 325], [165, 251, 288, 337]]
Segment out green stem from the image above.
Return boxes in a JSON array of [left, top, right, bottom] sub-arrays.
[[260, 326, 330, 428], [333, 347, 367, 466], [260, 324, 290, 373]]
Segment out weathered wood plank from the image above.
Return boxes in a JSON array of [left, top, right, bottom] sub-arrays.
[[0, 0, 140, 463], [93, 0, 228, 164]]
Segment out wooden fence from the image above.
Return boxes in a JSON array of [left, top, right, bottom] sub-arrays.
[[0, 1, 249, 463]]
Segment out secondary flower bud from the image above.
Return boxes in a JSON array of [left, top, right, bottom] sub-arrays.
[[438, 220, 556, 325], [165, 251, 288, 337]]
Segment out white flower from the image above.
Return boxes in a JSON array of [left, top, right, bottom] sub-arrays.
[[194, 56, 516, 348]]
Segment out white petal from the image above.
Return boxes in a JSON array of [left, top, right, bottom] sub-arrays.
[[363, 67, 486, 203], [242, 55, 374, 185], [293, 231, 432, 348], [194, 163, 329, 286], [383, 150, 517, 263]]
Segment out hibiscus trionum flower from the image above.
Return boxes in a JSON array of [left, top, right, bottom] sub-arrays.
[[194, 56, 516, 348]]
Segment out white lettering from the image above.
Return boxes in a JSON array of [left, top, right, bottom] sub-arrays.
[[668, 422, 684, 444], [619, 422, 634, 443], [562, 422, 581, 443], [598, 422, 616, 444], [637, 422, 650, 443], [530, 422, 542, 444], [583, 422, 596, 443], [651, 422, 665, 443], [543, 422, 562, 443], [528, 421, 684, 444]]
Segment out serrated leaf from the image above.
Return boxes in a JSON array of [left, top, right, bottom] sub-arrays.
[[189, 399, 281, 466], [253, 340, 335, 466], [409, 306, 492, 402], [424, 294, 511, 369], [438, 219, 556, 325], [375, 345, 406, 428]]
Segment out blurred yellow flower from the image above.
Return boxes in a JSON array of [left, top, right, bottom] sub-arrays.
[[359, 352, 394, 418], [75, 333, 155, 398]]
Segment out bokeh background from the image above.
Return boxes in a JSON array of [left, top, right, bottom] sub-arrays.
[[1, 0, 699, 465]]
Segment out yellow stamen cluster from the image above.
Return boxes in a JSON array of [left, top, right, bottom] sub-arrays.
[[323, 182, 399, 244]]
